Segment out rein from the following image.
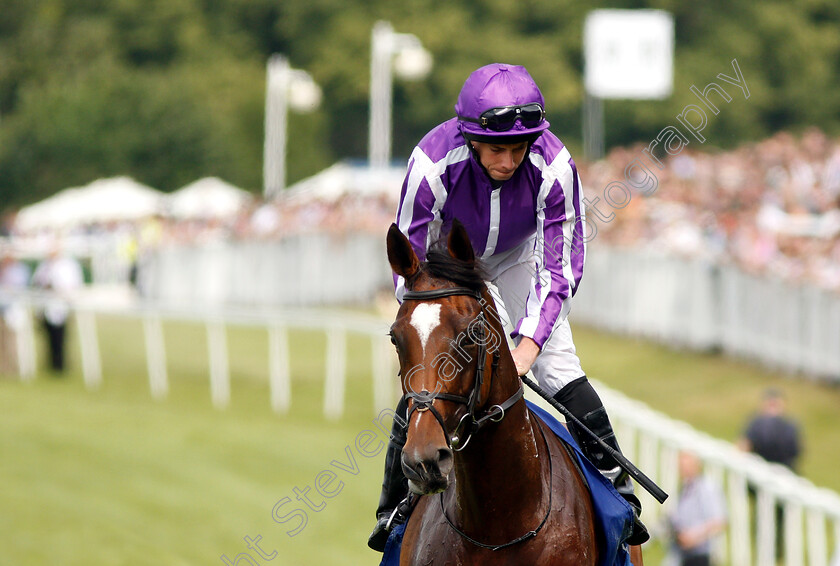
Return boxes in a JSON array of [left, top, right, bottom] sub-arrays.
[[401, 286, 523, 452], [401, 285, 548, 551], [438, 418, 555, 551]]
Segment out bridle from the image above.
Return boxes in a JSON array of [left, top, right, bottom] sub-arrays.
[[400, 286, 524, 452], [400, 285, 552, 552]]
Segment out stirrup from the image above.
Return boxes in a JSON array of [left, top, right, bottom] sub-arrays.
[[368, 497, 411, 552], [385, 496, 410, 531], [599, 465, 623, 484]]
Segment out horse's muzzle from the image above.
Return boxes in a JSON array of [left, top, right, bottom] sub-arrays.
[[401, 447, 453, 495]]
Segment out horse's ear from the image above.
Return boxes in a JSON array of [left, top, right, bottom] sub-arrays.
[[447, 219, 475, 263], [387, 223, 420, 279]]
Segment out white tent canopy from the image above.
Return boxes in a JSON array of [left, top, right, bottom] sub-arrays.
[[165, 177, 253, 220], [282, 161, 405, 204], [16, 176, 165, 232]]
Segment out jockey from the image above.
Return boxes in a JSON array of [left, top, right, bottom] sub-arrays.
[[368, 63, 649, 551]]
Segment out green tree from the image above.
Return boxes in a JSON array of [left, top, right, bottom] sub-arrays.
[[2, 0, 840, 207]]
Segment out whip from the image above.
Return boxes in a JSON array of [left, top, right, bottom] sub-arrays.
[[521, 375, 668, 504]]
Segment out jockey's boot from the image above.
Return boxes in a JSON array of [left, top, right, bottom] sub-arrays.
[[367, 396, 410, 552], [554, 376, 650, 546]]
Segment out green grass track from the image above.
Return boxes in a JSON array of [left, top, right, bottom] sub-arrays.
[[1, 314, 838, 564]]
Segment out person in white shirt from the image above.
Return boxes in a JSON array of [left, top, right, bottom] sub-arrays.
[[665, 451, 727, 566], [31, 249, 84, 373]]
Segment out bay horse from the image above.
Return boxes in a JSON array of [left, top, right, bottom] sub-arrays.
[[386, 221, 642, 565]]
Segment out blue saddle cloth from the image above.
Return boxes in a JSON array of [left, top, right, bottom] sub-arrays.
[[379, 522, 406, 566], [380, 400, 634, 566]]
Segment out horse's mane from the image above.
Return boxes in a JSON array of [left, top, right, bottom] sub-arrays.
[[421, 245, 488, 292]]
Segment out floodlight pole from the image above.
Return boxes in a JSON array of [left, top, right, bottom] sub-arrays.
[[369, 21, 396, 172], [264, 54, 290, 199], [368, 21, 431, 172], [263, 55, 321, 199]]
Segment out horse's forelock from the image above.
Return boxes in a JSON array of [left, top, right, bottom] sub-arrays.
[[419, 248, 487, 292]]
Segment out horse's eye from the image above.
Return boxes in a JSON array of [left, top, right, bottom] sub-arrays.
[[389, 334, 398, 346]]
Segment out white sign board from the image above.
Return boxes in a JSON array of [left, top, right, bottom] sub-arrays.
[[584, 10, 674, 99]]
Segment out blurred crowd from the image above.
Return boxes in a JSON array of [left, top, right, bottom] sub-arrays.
[[2, 128, 840, 293], [582, 128, 840, 291], [1, 193, 396, 246]]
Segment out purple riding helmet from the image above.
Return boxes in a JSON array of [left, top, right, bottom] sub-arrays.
[[455, 63, 550, 144]]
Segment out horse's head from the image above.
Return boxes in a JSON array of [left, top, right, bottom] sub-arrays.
[[387, 221, 517, 495]]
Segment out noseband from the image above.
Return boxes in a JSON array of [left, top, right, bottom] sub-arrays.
[[401, 287, 524, 451]]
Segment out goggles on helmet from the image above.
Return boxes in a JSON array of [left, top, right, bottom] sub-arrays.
[[458, 103, 545, 132]]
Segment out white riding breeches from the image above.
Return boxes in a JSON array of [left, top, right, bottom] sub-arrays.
[[482, 236, 585, 397]]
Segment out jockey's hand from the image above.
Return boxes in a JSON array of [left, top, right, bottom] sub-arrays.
[[511, 337, 540, 376]]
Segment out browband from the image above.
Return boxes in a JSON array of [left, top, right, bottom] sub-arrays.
[[402, 287, 481, 301]]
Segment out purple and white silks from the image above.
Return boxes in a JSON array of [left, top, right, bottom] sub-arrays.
[[394, 118, 586, 349]]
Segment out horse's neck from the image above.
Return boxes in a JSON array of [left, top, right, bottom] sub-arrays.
[[450, 350, 548, 538]]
